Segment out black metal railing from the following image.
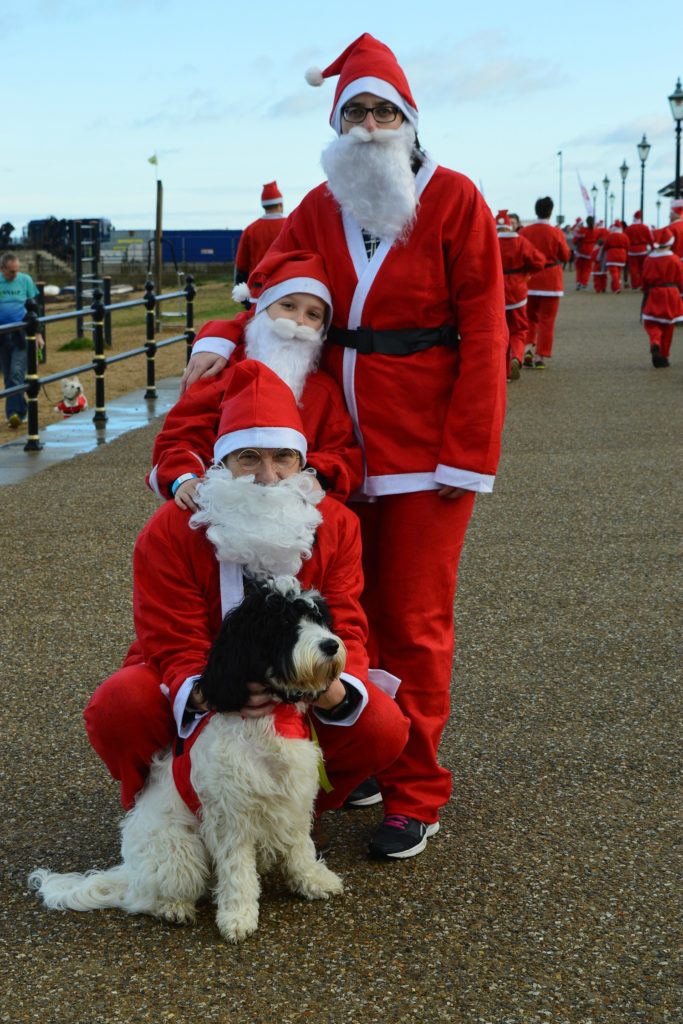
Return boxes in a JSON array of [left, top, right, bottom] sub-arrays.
[[0, 276, 196, 451]]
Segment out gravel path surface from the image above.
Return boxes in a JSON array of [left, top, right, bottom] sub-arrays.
[[1, 281, 680, 1023]]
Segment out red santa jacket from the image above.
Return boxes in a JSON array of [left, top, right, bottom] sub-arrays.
[[573, 226, 602, 260], [624, 222, 653, 256], [669, 218, 683, 260], [641, 251, 683, 323], [263, 159, 507, 496], [604, 230, 628, 266], [497, 232, 546, 309], [523, 221, 571, 296], [129, 495, 369, 719], [150, 323, 363, 503], [234, 215, 284, 277]]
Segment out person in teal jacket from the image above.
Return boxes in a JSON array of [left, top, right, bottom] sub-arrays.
[[0, 252, 43, 427]]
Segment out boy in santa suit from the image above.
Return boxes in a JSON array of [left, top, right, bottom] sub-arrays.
[[149, 250, 363, 506], [233, 181, 286, 285], [668, 199, 683, 261], [495, 209, 546, 379], [624, 211, 653, 289], [604, 221, 629, 293], [84, 360, 409, 829], [640, 228, 683, 367], [573, 216, 601, 290], [591, 222, 609, 294], [177, 33, 507, 859], [522, 196, 571, 368]]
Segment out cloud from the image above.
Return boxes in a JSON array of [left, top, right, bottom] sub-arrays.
[[562, 115, 672, 149], [267, 91, 325, 118], [133, 88, 241, 128]]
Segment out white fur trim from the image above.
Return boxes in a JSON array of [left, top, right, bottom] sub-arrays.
[[232, 283, 251, 303], [261, 199, 282, 208], [527, 289, 564, 297], [148, 464, 164, 499], [255, 278, 332, 317], [305, 67, 324, 86], [505, 299, 528, 310], [214, 427, 308, 465], [193, 337, 237, 360], [434, 465, 495, 493], [174, 675, 207, 739], [331, 77, 418, 135]]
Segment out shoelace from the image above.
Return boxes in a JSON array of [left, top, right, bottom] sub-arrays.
[[383, 814, 411, 830]]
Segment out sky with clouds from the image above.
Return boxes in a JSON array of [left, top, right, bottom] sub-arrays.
[[2, 0, 681, 235]]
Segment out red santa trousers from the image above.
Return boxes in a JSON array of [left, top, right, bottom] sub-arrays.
[[84, 665, 409, 812], [644, 321, 676, 359], [608, 266, 623, 292], [506, 305, 529, 365], [575, 257, 592, 287], [526, 296, 561, 358], [628, 254, 646, 290], [353, 489, 476, 823]]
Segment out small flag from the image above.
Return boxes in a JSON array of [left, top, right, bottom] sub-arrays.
[[148, 154, 158, 166], [576, 171, 592, 217]]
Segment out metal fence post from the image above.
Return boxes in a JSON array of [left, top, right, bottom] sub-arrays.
[[103, 276, 113, 349], [23, 300, 43, 451], [184, 273, 196, 363], [144, 279, 157, 399], [36, 282, 47, 364], [91, 287, 107, 423]]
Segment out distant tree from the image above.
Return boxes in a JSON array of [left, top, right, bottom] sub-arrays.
[[0, 222, 15, 249]]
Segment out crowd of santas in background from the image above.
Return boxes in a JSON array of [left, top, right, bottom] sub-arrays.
[[495, 197, 683, 374]]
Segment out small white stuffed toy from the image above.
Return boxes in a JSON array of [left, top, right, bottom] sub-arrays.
[[55, 377, 88, 417]]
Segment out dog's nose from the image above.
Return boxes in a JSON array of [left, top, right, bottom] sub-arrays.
[[319, 638, 339, 656]]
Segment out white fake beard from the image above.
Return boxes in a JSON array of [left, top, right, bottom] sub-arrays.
[[244, 312, 323, 401], [321, 121, 418, 242], [190, 465, 324, 578]]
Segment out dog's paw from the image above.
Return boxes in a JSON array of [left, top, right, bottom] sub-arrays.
[[216, 906, 259, 943], [157, 900, 197, 926], [293, 864, 344, 900]]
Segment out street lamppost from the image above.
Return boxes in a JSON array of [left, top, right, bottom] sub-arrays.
[[602, 174, 610, 225], [557, 150, 564, 225], [668, 77, 683, 199], [609, 192, 615, 224], [637, 134, 651, 219], [590, 184, 598, 218], [619, 160, 629, 223], [656, 199, 661, 227]]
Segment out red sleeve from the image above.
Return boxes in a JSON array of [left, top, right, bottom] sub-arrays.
[[234, 226, 252, 275], [133, 507, 221, 705], [438, 184, 507, 477], [302, 376, 363, 501], [521, 237, 547, 273], [148, 373, 228, 497], [194, 312, 251, 345]]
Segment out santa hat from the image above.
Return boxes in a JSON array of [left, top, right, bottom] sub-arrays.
[[633, 210, 643, 222], [671, 198, 683, 214], [261, 181, 283, 208], [232, 249, 333, 326], [214, 360, 308, 466], [495, 210, 512, 231], [305, 33, 418, 135], [652, 227, 674, 248]]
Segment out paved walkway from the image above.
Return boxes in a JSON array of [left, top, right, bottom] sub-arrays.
[[1, 283, 680, 1024]]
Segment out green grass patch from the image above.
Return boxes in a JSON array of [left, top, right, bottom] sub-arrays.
[[58, 336, 94, 351]]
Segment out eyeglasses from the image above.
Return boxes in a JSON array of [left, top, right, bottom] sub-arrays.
[[232, 448, 301, 471], [341, 103, 402, 125]]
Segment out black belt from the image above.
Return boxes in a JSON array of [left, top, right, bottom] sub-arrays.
[[544, 260, 561, 269], [327, 324, 458, 356], [503, 266, 528, 275]]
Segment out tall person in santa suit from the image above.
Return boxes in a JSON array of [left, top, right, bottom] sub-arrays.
[[668, 198, 683, 261], [640, 227, 683, 367], [233, 181, 286, 285], [604, 221, 629, 293], [180, 34, 507, 859], [624, 211, 653, 289], [522, 196, 571, 368], [495, 209, 546, 379], [573, 216, 602, 290]]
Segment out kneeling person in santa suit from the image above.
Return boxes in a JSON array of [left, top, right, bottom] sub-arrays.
[[149, 250, 363, 507], [85, 361, 409, 847]]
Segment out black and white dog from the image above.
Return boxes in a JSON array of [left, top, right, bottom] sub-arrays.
[[30, 577, 345, 943]]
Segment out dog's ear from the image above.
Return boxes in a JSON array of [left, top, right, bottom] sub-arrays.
[[195, 591, 271, 711]]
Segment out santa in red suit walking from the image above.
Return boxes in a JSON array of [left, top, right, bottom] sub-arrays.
[[495, 209, 545, 379], [179, 33, 507, 859], [624, 211, 653, 289], [233, 181, 286, 285], [522, 196, 570, 368], [668, 198, 683, 261], [640, 227, 683, 367], [573, 216, 602, 290], [604, 221, 629, 293]]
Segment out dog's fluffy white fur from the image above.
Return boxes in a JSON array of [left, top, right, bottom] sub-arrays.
[[29, 579, 344, 943]]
